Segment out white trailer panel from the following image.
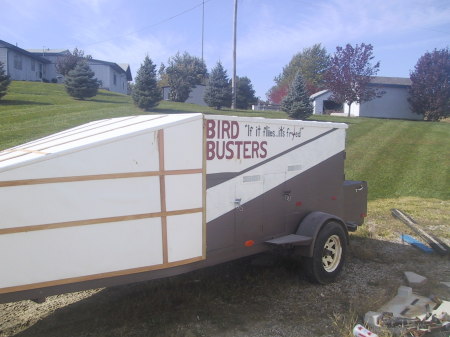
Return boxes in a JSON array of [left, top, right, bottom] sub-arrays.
[[0, 113, 205, 292], [0, 218, 163, 288]]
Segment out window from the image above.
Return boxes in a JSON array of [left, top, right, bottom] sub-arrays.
[[31, 60, 35, 71], [14, 54, 22, 70], [113, 73, 117, 85]]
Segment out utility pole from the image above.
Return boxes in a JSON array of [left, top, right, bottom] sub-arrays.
[[231, 0, 237, 109], [201, 0, 205, 62]]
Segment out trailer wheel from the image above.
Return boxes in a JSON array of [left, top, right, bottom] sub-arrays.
[[303, 221, 347, 284]]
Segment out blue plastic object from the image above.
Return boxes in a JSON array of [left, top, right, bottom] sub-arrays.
[[401, 234, 433, 253]]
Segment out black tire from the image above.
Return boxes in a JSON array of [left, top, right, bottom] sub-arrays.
[[303, 221, 347, 284]]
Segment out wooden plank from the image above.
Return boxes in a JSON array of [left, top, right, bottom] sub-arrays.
[[0, 256, 204, 295], [392, 208, 449, 256]]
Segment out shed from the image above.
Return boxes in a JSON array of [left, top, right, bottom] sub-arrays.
[[310, 76, 421, 120]]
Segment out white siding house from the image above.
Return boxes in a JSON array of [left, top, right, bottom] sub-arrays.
[[89, 59, 131, 95], [0, 40, 132, 95], [162, 85, 207, 106], [25, 49, 70, 83], [310, 77, 421, 120], [0, 40, 50, 82]]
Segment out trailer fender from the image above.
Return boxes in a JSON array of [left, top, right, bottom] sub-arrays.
[[295, 211, 348, 257]]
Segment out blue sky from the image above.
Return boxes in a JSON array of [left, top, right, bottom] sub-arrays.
[[2, 0, 449, 99]]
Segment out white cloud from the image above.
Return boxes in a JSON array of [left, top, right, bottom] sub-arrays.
[[235, 0, 450, 64], [83, 33, 185, 80]]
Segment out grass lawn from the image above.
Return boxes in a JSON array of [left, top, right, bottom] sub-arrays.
[[312, 115, 450, 201], [1, 81, 449, 203], [0, 81, 285, 150]]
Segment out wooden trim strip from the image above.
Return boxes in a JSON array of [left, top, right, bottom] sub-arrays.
[[158, 129, 169, 264], [0, 255, 204, 295], [0, 169, 203, 188], [0, 208, 204, 235], [202, 119, 207, 259], [1, 148, 48, 155]]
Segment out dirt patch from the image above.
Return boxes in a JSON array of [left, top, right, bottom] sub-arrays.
[[1, 200, 449, 337]]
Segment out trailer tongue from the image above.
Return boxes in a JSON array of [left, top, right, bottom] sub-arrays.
[[0, 114, 367, 303]]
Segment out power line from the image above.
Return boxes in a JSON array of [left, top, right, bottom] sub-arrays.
[[82, 0, 216, 48]]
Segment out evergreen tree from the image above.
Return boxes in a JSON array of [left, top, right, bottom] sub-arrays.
[[236, 76, 257, 109], [132, 56, 161, 111], [0, 61, 11, 101], [204, 62, 231, 110], [281, 71, 313, 119], [64, 61, 99, 100]]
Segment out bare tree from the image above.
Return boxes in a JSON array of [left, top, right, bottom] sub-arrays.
[[56, 48, 92, 77]]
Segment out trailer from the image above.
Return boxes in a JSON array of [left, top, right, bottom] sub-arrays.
[[0, 113, 367, 303]]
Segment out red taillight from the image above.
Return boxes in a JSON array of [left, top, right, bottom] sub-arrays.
[[244, 240, 255, 247]]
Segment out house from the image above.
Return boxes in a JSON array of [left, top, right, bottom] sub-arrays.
[[310, 76, 422, 120], [86, 59, 132, 94], [26, 49, 132, 95], [0, 39, 132, 95], [0, 40, 50, 82], [162, 84, 207, 106], [25, 48, 70, 83]]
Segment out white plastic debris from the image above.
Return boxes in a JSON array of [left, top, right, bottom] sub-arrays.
[[404, 271, 427, 286], [353, 324, 378, 337], [364, 311, 382, 327]]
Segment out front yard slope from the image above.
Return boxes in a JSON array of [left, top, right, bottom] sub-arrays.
[[343, 118, 449, 201]]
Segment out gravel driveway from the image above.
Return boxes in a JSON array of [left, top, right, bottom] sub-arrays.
[[1, 234, 449, 337]]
